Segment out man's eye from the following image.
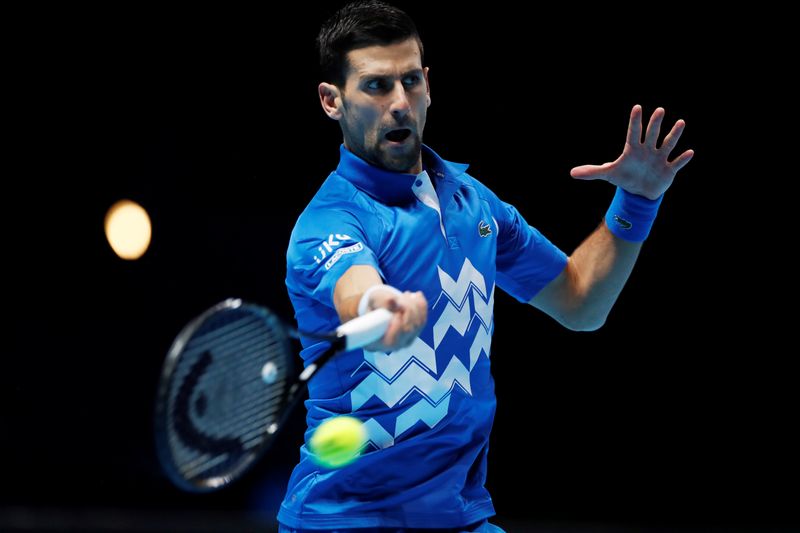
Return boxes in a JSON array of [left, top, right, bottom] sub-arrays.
[[403, 75, 420, 87], [366, 79, 386, 91]]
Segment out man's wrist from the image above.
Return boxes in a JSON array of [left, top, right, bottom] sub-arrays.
[[604, 187, 664, 242], [358, 284, 402, 316]]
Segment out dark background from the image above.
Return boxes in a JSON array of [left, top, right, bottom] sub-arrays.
[[5, 2, 794, 531]]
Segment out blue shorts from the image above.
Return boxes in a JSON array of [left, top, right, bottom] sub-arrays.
[[278, 520, 505, 533]]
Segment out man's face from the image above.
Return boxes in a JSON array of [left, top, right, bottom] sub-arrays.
[[337, 38, 430, 174]]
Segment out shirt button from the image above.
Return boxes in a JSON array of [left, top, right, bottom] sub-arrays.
[[415, 179, 423, 187]]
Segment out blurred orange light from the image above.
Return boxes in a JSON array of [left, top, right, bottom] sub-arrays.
[[104, 199, 152, 260]]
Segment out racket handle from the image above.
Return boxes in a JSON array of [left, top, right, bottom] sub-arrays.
[[337, 308, 393, 350]]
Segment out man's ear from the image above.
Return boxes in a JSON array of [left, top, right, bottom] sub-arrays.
[[319, 82, 343, 120], [424, 67, 431, 107]]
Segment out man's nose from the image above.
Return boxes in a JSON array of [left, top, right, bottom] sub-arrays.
[[389, 82, 411, 121]]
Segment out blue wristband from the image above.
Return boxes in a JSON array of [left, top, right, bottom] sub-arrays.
[[605, 187, 664, 242]]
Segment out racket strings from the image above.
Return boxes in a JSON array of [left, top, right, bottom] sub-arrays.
[[165, 307, 293, 483]]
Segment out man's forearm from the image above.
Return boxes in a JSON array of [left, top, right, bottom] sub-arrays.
[[568, 221, 643, 328], [333, 265, 385, 323]]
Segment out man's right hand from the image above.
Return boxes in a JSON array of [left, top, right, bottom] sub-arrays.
[[333, 265, 428, 352], [363, 287, 427, 351]]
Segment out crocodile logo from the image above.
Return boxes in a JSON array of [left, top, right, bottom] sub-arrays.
[[612, 215, 632, 230], [478, 220, 492, 238]]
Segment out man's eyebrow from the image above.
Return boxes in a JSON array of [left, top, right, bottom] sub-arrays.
[[358, 68, 424, 80]]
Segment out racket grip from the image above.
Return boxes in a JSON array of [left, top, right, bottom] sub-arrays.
[[337, 308, 393, 350]]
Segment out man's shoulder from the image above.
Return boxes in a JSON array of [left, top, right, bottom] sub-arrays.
[[296, 173, 369, 222], [455, 170, 501, 203], [312, 170, 361, 203]]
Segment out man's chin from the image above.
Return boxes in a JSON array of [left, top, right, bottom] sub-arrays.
[[379, 141, 420, 172]]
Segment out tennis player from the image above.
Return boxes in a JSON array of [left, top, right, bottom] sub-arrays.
[[278, 1, 693, 531]]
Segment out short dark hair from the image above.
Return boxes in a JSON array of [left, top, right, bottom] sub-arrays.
[[317, 1, 424, 87]]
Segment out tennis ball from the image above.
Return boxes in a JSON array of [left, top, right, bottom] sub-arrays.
[[309, 416, 367, 469]]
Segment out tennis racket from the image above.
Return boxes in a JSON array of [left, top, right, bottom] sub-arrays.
[[154, 297, 392, 492]]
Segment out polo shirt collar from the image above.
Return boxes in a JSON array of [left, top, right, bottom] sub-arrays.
[[335, 144, 469, 205]]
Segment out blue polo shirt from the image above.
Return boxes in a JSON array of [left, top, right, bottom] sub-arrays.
[[279, 145, 567, 530]]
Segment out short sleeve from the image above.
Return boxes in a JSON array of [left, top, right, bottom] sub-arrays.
[[286, 206, 384, 307], [494, 200, 568, 303]]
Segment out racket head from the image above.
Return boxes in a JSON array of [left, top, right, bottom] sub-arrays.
[[154, 298, 294, 492]]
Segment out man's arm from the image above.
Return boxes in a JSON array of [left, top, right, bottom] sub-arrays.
[[334, 265, 428, 350], [530, 105, 693, 331], [530, 224, 641, 331]]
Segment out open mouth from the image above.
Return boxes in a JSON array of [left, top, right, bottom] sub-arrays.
[[385, 129, 412, 143]]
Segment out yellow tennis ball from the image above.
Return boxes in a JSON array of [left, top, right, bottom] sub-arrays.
[[309, 416, 367, 469]]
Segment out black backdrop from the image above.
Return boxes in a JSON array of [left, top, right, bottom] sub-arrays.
[[5, 2, 795, 529]]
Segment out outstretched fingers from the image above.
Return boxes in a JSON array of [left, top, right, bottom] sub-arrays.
[[644, 107, 665, 148], [626, 105, 643, 145], [572, 105, 693, 191], [659, 119, 686, 156], [669, 149, 695, 172], [570, 162, 612, 180]]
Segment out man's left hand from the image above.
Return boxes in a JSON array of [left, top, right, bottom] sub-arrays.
[[570, 105, 694, 200]]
